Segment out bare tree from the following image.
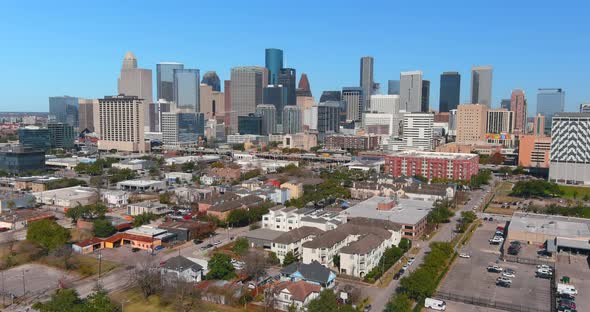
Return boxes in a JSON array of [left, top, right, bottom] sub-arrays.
[[129, 258, 162, 299], [242, 250, 268, 294], [53, 244, 74, 270], [263, 284, 279, 312]]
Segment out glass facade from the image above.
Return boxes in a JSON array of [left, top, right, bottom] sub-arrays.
[[49, 96, 79, 128], [439, 72, 461, 112], [388, 80, 400, 95], [18, 127, 51, 151], [48, 122, 76, 149], [263, 85, 288, 124], [177, 112, 204, 143], [278, 68, 296, 106], [238, 114, 263, 135], [265, 48, 283, 85], [201, 71, 221, 92], [157, 63, 184, 102], [537, 88, 565, 131], [174, 69, 200, 111], [0, 148, 45, 174]]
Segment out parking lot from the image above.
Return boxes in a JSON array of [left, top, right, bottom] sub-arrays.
[[1, 263, 79, 298], [556, 253, 589, 311], [438, 221, 551, 312]]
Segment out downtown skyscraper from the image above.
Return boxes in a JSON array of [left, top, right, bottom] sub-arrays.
[[265, 48, 283, 85], [439, 72, 461, 112], [510, 89, 527, 135], [278, 68, 297, 106], [360, 56, 374, 112], [118, 52, 152, 130], [230, 66, 266, 119], [157, 62, 184, 101], [537, 88, 565, 132], [470, 65, 493, 107], [173, 69, 200, 112], [400, 71, 423, 113], [49, 96, 79, 128]]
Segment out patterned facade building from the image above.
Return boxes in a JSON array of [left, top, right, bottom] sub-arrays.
[[549, 113, 590, 184]]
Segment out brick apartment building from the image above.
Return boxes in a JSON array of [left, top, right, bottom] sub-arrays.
[[384, 151, 479, 181], [324, 134, 379, 151]]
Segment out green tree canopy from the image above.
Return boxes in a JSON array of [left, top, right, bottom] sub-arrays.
[[32, 288, 117, 312], [65, 204, 108, 223], [232, 237, 249, 254], [93, 219, 116, 238], [206, 253, 237, 280], [307, 289, 356, 312], [282, 251, 297, 267], [385, 294, 412, 312], [26, 219, 71, 251]]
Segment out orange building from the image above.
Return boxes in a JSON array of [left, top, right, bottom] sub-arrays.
[[518, 135, 551, 168], [456, 104, 488, 144]]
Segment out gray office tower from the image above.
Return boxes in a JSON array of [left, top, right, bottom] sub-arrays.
[[317, 101, 340, 141], [471, 65, 493, 107], [173, 69, 200, 112], [157, 62, 184, 101], [263, 85, 288, 124], [439, 72, 460, 112], [255, 104, 277, 135], [265, 48, 283, 85], [342, 87, 363, 122], [388, 80, 400, 95], [278, 68, 297, 106], [282, 106, 302, 134], [320, 91, 341, 102], [201, 71, 221, 92], [537, 88, 565, 131], [231, 66, 265, 118], [400, 71, 423, 112], [360, 56, 374, 112], [500, 99, 511, 110], [421, 80, 430, 112], [49, 96, 79, 128]]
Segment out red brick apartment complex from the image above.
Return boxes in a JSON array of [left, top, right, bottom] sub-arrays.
[[384, 151, 479, 181]]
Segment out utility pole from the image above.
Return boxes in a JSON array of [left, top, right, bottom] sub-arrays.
[[21, 269, 25, 296], [2, 270, 4, 306], [98, 249, 102, 279]]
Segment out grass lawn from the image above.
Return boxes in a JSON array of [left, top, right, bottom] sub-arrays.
[[496, 181, 514, 196], [559, 185, 590, 199], [110, 288, 249, 312], [37, 254, 119, 277]]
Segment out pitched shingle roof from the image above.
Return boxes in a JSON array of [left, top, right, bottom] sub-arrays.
[[162, 255, 202, 272], [280, 261, 335, 284], [275, 280, 321, 302], [273, 227, 324, 245], [301, 223, 391, 249]]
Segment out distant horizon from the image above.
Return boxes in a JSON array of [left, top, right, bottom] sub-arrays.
[[3, 1, 590, 115]]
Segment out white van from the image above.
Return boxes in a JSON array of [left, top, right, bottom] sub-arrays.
[[425, 298, 446, 311], [557, 283, 578, 296]]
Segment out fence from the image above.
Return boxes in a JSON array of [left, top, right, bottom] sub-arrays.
[[436, 291, 550, 312], [503, 254, 554, 266]]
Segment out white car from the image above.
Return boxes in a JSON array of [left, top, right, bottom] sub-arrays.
[[459, 253, 470, 258], [502, 271, 516, 278], [496, 276, 512, 284], [537, 264, 552, 270], [408, 257, 415, 265], [212, 240, 222, 245], [402, 264, 409, 271]]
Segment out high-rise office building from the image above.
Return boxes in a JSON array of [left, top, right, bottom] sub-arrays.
[[149, 99, 173, 132], [255, 104, 277, 135], [97, 95, 146, 152], [224, 80, 236, 133], [500, 99, 511, 110], [78, 99, 98, 132], [388, 80, 400, 95], [342, 87, 363, 121], [456, 104, 488, 144], [421, 80, 430, 112], [18, 126, 51, 151], [282, 106, 302, 134], [510, 89, 527, 135], [200, 84, 219, 119], [265, 48, 283, 85], [238, 114, 263, 135], [173, 69, 200, 112], [212, 91, 225, 119], [400, 71, 423, 113], [549, 113, 590, 184], [315, 101, 340, 141], [319, 91, 341, 103], [580, 103, 590, 113], [161, 112, 204, 146], [439, 72, 461, 112], [263, 85, 288, 124], [47, 122, 76, 150], [278, 68, 297, 106], [49, 96, 79, 128], [470, 65, 493, 107], [231, 66, 265, 120], [360, 56, 374, 112], [448, 109, 458, 136], [118, 52, 152, 129], [370, 95, 400, 114], [201, 71, 221, 92], [537, 88, 565, 132], [296, 73, 312, 97], [486, 109, 514, 134], [532, 114, 546, 136], [402, 112, 434, 151], [157, 62, 184, 101]]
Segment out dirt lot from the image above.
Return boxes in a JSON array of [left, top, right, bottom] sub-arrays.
[[438, 222, 551, 312], [556, 254, 590, 312], [443, 301, 507, 312], [1, 263, 80, 298]]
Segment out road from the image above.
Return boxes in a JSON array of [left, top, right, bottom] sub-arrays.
[[370, 184, 494, 312]]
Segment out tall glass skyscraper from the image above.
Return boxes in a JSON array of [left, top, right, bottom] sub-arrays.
[[201, 71, 221, 92], [263, 85, 288, 124], [173, 69, 200, 112], [265, 48, 283, 85], [157, 62, 184, 102], [49, 96, 79, 128], [421, 80, 430, 112], [177, 112, 204, 143], [439, 72, 461, 112], [537, 88, 565, 131], [360, 56, 374, 112], [278, 68, 297, 106], [471, 65, 493, 107], [388, 80, 400, 95]]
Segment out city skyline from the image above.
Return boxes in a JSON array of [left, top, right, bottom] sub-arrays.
[[3, 1, 589, 114]]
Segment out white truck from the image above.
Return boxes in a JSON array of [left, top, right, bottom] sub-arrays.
[[425, 298, 447, 311], [557, 283, 578, 296]]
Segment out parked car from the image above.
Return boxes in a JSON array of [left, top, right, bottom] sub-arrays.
[[496, 279, 511, 288], [424, 298, 446, 311], [193, 239, 204, 245], [558, 293, 576, 300], [402, 264, 409, 271], [131, 248, 141, 252], [0, 227, 10, 232], [558, 300, 577, 310], [408, 257, 415, 265], [496, 276, 512, 284], [502, 269, 516, 278], [459, 253, 470, 258], [536, 271, 552, 279], [487, 265, 503, 273], [212, 240, 222, 246]]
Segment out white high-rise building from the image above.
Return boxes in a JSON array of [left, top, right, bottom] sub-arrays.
[[97, 95, 146, 153], [370, 94, 400, 114], [402, 112, 434, 151], [363, 113, 395, 136], [400, 71, 423, 113]]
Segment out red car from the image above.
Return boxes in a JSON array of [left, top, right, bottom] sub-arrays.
[[0, 227, 10, 232]]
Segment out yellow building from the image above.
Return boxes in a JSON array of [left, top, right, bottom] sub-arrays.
[[280, 181, 304, 199]]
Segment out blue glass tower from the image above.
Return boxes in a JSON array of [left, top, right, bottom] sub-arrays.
[[265, 48, 283, 85], [49, 96, 79, 128], [439, 72, 461, 112], [173, 69, 200, 112]]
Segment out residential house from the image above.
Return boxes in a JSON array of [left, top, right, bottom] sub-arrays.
[[271, 226, 324, 262], [262, 206, 345, 232], [280, 261, 337, 289], [100, 190, 129, 208], [127, 201, 171, 216], [206, 195, 264, 221], [273, 281, 321, 311], [73, 237, 104, 254], [0, 209, 55, 230], [160, 255, 204, 283], [280, 181, 304, 199]]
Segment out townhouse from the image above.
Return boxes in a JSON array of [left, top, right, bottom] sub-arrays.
[[271, 226, 324, 262]]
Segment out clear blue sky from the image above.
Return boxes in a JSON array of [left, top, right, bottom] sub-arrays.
[[2, 1, 589, 114]]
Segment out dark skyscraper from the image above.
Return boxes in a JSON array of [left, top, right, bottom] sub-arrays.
[[201, 71, 221, 92], [278, 68, 296, 106], [360, 56, 374, 112], [319, 91, 341, 102], [49, 96, 79, 128], [296, 73, 312, 97], [388, 80, 400, 95], [157, 62, 184, 102], [238, 114, 263, 135], [500, 99, 511, 110], [263, 85, 288, 124], [439, 72, 461, 112], [265, 48, 283, 85], [421, 80, 430, 112]]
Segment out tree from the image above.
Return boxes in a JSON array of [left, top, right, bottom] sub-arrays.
[[242, 250, 268, 293], [52, 244, 74, 270], [66, 204, 108, 223], [333, 254, 341, 269], [283, 251, 297, 267], [27, 219, 71, 252], [130, 262, 162, 299], [6, 200, 15, 210], [226, 209, 250, 227], [206, 253, 237, 280], [32, 288, 82, 312], [93, 219, 116, 238], [399, 238, 411, 252], [159, 192, 172, 205], [573, 190, 578, 199], [161, 281, 201, 312], [84, 289, 119, 312], [489, 152, 505, 165], [211, 161, 225, 169], [307, 289, 356, 312], [232, 237, 249, 255], [181, 161, 196, 172], [132, 212, 158, 227], [386, 294, 412, 312], [268, 252, 280, 265], [583, 194, 590, 202]]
